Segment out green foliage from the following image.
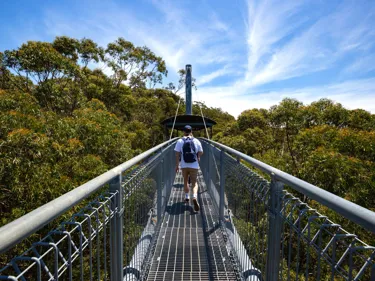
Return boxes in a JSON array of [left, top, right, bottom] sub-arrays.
[[215, 97, 375, 251], [3, 41, 79, 87], [211, 96, 375, 218], [105, 37, 167, 88], [238, 109, 268, 130], [305, 98, 350, 127], [0, 92, 123, 225], [221, 135, 257, 156], [348, 109, 374, 130], [0, 35, 233, 232], [52, 36, 104, 67], [1, 35, 375, 275], [165, 68, 197, 94], [218, 98, 375, 280]]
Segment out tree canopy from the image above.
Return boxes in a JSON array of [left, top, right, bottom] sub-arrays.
[[0, 36, 233, 229], [1, 36, 375, 265]]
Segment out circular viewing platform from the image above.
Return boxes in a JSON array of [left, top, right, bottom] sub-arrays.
[[161, 114, 217, 131]]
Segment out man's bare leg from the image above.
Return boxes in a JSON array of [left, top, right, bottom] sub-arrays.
[[182, 169, 190, 202], [190, 169, 200, 212]]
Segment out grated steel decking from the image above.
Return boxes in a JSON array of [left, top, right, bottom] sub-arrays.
[[146, 170, 239, 281]]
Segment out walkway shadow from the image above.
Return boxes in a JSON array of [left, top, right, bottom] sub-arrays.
[[205, 222, 221, 236], [173, 183, 184, 189], [123, 266, 140, 280], [165, 202, 196, 216], [243, 268, 263, 281]]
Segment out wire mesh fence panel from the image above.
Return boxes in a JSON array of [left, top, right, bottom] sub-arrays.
[[0, 191, 117, 281], [200, 139, 375, 281], [278, 190, 375, 281], [204, 143, 221, 212], [223, 152, 270, 281], [0, 141, 177, 281], [123, 146, 176, 281], [200, 142, 269, 280]]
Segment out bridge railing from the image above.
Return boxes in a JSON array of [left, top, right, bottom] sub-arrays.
[[2, 137, 375, 281], [0, 138, 178, 281], [200, 139, 375, 281]]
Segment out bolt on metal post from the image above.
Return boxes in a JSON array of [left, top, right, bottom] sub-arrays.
[[109, 174, 124, 281], [266, 176, 284, 281]]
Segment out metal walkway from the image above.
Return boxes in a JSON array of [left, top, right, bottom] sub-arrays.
[[146, 171, 238, 281]]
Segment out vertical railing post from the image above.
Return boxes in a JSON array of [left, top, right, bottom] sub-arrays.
[[162, 151, 167, 207], [210, 146, 215, 196], [169, 148, 174, 196], [219, 149, 225, 221], [109, 174, 123, 281], [266, 175, 284, 281], [157, 157, 163, 223], [206, 144, 210, 186]]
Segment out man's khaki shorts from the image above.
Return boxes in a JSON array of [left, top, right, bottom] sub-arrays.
[[181, 168, 198, 180]]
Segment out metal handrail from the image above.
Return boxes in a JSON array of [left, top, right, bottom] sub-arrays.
[[201, 138, 375, 234], [0, 138, 178, 254]]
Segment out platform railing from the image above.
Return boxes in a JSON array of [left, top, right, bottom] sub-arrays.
[[1, 137, 375, 281], [200, 139, 375, 281], [0, 138, 177, 281]]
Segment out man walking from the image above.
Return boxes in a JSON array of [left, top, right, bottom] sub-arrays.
[[174, 125, 203, 212]]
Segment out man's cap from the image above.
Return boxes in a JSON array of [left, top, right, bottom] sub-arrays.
[[183, 125, 192, 131]]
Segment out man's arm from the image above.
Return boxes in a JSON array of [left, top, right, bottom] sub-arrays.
[[175, 152, 180, 172], [196, 140, 203, 161], [197, 151, 203, 162], [174, 140, 181, 172]]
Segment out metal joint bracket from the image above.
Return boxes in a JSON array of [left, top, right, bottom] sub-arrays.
[[117, 207, 124, 217]]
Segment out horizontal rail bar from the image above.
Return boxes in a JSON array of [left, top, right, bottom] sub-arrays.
[[201, 138, 375, 234], [0, 138, 178, 254]]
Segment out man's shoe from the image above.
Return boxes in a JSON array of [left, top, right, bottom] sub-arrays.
[[192, 198, 200, 212]]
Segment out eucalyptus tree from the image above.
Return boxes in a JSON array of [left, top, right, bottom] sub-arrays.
[[105, 37, 167, 89]]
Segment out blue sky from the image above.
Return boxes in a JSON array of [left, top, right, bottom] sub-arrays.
[[1, 0, 375, 117]]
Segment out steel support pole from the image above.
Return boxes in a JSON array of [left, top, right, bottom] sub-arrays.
[[109, 174, 123, 281], [185, 64, 192, 115], [266, 176, 284, 281], [157, 159, 163, 223], [219, 150, 225, 221]]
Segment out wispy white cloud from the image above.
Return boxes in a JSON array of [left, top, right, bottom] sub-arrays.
[[245, 0, 305, 79], [198, 78, 375, 117], [15, 0, 375, 118], [343, 54, 375, 74], [43, 0, 243, 83], [41, 1, 236, 84], [150, 0, 185, 24], [197, 66, 240, 86], [244, 0, 375, 87]]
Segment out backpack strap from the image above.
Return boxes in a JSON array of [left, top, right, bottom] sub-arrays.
[[181, 137, 196, 153]]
